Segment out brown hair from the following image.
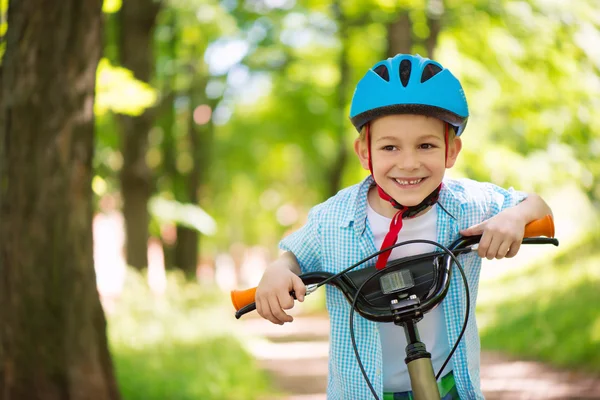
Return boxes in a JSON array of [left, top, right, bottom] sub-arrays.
[[357, 121, 456, 142], [358, 126, 367, 142]]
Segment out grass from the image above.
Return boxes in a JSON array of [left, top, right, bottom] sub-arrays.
[[477, 231, 600, 373], [106, 269, 273, 400]]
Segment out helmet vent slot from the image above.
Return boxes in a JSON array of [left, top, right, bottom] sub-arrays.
[[373, 64, 390, 82], [399, 59, 412, 87], [421, 63, 442, 83]]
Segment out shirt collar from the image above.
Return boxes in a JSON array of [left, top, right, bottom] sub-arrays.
[[438, 180, 462, 220], [342, 175, 463, 235], [338, 175, 372, 232]]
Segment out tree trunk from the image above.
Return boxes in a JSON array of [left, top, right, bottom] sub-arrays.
[[0, 1, 120, 399], [156, 10, 178, 270], [327, 0, 350, 199], [174, 225, 198, 278], [174, 75, 213, 279], [158, 90, 177, 269], [387, 11, 413, 57], [117, 0, 161, 269], [425, 0, 444, 58], [174, 93, 200, 278]]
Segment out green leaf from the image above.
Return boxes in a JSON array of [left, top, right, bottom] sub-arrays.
[[95, 58, 158, 116]]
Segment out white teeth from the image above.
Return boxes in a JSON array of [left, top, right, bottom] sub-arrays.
[[395, 178, 423, 185]]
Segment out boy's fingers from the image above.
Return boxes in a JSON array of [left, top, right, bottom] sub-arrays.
[[260, 298, 281, 325], [460, 221, 486, 236], [477, 233, 491, 258], [255, 297, 264, 318], [496, 242, 511, 260], [485, 236, 503, 260], [268, 299, 287, 325], [268, 296, 293, 324], [279, 290, 295, 310], [506, 241, 521, 258], [257, 298, 283, 325], [292, 275, 306, 302]]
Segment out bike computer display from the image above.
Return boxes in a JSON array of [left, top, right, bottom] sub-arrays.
[[380, 269, 414, 294]]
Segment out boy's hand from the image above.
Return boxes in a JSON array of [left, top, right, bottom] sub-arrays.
[[459, 210, 526, 260], [255, 259, 306, 325]]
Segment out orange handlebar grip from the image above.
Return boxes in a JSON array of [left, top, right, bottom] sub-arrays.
[[231, 287, 257, 311], [523, 215, 555, 238]]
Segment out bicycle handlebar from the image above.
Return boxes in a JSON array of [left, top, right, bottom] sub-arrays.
[[231, 215, 557, 319]]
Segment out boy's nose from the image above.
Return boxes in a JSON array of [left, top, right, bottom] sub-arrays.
[[398, 152, 420, 170]]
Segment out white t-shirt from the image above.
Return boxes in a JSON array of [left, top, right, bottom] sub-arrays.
[[367, 202, 453, 393]]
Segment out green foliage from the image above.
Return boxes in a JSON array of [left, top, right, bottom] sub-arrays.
[[102, 0, 122, 13], [440, 0, 600, 196], [108, 269, 273, 399], [84, 0, 600, 381], [92, 0, 600, 256], [0, 0, 8, 60], [95, 58, 158, 116], [114, 338, 270, 400], [477, 232, 600, 373], [149, 196, 217, 235]]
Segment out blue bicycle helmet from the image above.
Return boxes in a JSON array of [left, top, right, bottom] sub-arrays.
[[349, 54, 469, 135]]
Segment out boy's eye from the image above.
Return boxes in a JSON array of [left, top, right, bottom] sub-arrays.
[[419, 143, 436, 149], [382, 145, 396, 151]]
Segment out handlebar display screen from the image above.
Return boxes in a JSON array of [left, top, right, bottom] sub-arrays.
[[380, 270, 415, 294]]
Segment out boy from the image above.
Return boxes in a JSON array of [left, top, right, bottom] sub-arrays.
[[255, 54, 552, 399]]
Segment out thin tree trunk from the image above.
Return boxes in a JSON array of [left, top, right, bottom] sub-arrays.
[[158, 90, 177, 269], [174, 74, 213, 279], [387, 11, 413, 57], [118, 0, 161, 269], [327, 0, 350, 199], [174, 93, 200, 278], [175, 225, 197, 278], [157, 9, 178, 269], [0, 1, 120, 399], [425, 0, 444, 58], [174, 91, 197, 277]]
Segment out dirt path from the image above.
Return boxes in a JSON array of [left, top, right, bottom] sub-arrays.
[[243, 314, 600, 400]]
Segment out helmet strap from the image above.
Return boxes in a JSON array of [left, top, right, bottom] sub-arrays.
[[365, 122, 448, 270]]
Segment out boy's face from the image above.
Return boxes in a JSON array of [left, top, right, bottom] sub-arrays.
[[354, 114, 462, 209]]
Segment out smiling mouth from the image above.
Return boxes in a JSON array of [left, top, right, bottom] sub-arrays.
[[393, 177, 427, 187]]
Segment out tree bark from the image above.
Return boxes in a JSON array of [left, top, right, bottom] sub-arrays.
[[327, 0, 350, 199], [118, 0, 161, 269], [156, 10, 178, 269], [425, 0, 444, 58], [174, 74, 213, 279], [174, 225, 198, 278], [158, 90, 177, 269], [0, 1, 120, 399], [174, 91, 200, 278], [387, 11, 413, 57]]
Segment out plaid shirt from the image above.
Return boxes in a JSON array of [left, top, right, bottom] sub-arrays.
[[280, 175, 527, 399]]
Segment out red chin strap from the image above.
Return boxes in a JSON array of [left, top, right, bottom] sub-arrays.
[[365, 122, 449, 270]]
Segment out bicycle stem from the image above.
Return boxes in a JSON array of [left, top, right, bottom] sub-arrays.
[[407, 357, 441, 400], [397, 313, 441, 399]]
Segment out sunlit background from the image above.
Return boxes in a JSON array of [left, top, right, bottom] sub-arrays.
[[78, 0, 600, 398]]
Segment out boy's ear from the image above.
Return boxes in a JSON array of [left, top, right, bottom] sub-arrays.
[[354, 138, 371, 171], [445, 137, 462, 168]]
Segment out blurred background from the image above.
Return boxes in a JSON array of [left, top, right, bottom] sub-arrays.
[[2, 0, 600, 398]]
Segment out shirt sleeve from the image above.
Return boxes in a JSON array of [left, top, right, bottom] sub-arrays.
[[279, 206, 323, 274], [481, 182, 528, 219]]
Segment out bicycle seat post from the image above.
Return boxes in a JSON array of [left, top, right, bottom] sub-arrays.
[[390, 298, 441, 400]]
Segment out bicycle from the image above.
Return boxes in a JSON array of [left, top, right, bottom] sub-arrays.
[[231, 215, 558, 400]]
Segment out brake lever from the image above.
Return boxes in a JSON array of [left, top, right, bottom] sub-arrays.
[[456, 237, 559, 254], [290, 283, 319, 299]]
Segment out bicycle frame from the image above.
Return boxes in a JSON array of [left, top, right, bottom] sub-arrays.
[[231, 215, 558, 400]]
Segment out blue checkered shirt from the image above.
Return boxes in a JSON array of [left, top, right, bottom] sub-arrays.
[[280, 175, 527, 399]]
